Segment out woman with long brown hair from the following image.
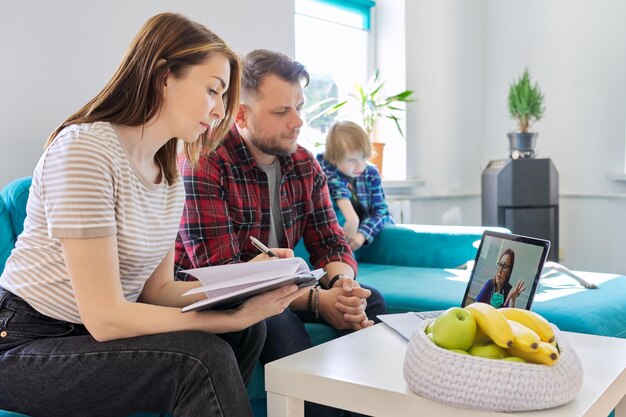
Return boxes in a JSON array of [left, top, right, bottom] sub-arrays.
[[0, 13, 304, 416], [475, 248, 526, 308]]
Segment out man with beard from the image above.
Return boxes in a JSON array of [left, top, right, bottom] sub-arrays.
[[175, 49, 386, 417]]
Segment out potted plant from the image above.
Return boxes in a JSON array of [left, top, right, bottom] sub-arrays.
[[507, 68, 545, 158], [308, 70, 414, 173], [350, 70, 414, 137]]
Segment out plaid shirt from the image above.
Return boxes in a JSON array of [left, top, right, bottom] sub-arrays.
[[175, 126, 357, 277], [316, 154, 394, 245]]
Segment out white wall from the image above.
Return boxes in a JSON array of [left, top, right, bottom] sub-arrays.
[[3, 0, 626, 274], [0, 0, 294, 187], [483, 0, 626, 274], [400, 0, 486, 227], [399, 0, 626, 274], [375, 0, 407, 180], [482, 0, 626, 189], [405, 0, 486, 196]]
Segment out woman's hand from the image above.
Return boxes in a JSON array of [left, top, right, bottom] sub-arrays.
[[236, 284, 308, 326], [250, 247, 294, 262], [505, 279, 527, 307]]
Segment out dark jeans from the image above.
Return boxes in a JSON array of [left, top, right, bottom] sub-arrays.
[[0, 288, 265, 417], [260, 284, 386, 417]]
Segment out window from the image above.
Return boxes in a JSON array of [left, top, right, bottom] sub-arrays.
[[295, 0, 375, 152]]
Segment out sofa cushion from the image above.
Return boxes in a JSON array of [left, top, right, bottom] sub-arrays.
[[358, 264, 466, 314], [0, 177, 31, 238], [0, 198, 15, 275], [532, 271, 626, 338], [358, 224, 508, 269], [0, 411, 30, 417]]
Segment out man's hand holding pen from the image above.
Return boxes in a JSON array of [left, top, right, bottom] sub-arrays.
[[249, 248, 294, 262], [249, 236, 293, 261], [250, 236, 278, 258]]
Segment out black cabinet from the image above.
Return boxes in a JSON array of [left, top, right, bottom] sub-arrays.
[[482, 158, 559, 261]]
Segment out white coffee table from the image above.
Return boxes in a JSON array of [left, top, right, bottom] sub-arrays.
[[265, 323, 626, 417]]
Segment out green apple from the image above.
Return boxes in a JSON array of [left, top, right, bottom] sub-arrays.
[[425, 321, 435, 335], [474, 328, 492, 345], [468, 340, 508, 359], [431, 307, 477, 351], [502, 356, 526, 363], [449, 349, 470, 355], [427, 332, 435, 343]]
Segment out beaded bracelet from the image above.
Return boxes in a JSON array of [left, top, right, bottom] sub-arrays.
[[307, 286, 315, 313], [313, 285, 320, 319]]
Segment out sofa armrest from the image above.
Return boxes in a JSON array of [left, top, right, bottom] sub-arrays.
[[1, 176, 32, 238], [0, 198, 15, 275], [357, 224, 510, 269]]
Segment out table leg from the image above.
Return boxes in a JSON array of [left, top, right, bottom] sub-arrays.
[[615, 396, 626, 417], [267, 392, 305, 417]]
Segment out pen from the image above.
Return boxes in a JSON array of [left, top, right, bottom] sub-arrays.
[[250, 236, 279, 258]]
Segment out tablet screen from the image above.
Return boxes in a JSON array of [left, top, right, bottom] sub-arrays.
[[462, 231, 550, 310]]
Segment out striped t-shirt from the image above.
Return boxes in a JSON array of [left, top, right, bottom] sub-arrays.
[[0, 122, 184, 323]]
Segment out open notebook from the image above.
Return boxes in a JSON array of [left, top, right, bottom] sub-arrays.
[[181, 257, 324, 312]]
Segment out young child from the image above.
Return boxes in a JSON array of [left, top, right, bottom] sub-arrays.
[[316, 121, 395, 251]]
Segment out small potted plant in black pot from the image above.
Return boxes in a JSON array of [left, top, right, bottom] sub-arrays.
[[507, 68, 545, 158]]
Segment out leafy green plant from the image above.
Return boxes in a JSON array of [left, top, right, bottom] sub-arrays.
[[305, 70, 414, 138], [508, 69, 545, 133], [350, 70, 415, 137]]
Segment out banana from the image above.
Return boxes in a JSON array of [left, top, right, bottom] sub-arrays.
[[508, 319, 540, 352], [464, 303, 514, 348], [507, 341, 559, 366], [499, 308, 555, 343]]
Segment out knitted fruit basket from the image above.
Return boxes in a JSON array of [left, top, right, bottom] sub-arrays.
[[403, 320, 583, 412]]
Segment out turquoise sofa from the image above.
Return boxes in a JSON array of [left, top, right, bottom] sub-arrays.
[[3, 177, 626, 416]]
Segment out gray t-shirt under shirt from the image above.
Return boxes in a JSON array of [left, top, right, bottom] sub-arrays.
[[258, 159, 285, 248]]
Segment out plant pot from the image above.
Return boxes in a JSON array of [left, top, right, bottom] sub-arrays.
[[370, 141, 385, 174], [507, 132, 537, 158]]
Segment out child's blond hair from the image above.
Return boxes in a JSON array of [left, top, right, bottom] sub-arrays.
[[324, 121, 372, 165]]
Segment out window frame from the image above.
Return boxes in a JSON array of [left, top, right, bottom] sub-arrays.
[[294, 0, 378, 130]]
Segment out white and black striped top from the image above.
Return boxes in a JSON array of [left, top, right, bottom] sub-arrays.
[[1, 122, 184, 323]]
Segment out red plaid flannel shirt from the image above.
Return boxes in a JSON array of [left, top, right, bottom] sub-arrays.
[[174, 125, 357, 278]]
